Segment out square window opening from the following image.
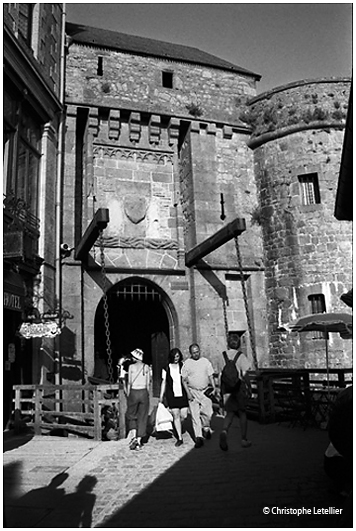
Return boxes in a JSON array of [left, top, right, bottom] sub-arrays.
[[162, 71, 173, 89], [308, 294, 326, 339], [298, 173, 321, 205]]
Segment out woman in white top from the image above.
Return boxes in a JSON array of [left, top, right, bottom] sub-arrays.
[[159, 348, 189, 447], [126, 348, 151, 450]]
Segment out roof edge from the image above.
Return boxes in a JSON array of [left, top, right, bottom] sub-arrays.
[[66, 21, 261, 80]]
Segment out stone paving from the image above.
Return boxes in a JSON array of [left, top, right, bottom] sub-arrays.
[[3, 414, 351, 528]]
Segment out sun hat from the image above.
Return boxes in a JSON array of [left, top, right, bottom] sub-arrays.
[[131, 348, 144, 362]]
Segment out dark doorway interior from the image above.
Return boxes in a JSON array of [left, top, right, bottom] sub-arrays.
[[94, 280, 170, 396], [3, 310, 31, 428]]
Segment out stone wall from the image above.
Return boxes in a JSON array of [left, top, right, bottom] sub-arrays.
[[248, 79, 352, 368], [62, 101, 267, 375], [65, 42, 256, 124], [186, 124, 265, 365], [62, 40, 269, 376]]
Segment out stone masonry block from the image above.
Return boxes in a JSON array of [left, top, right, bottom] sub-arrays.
[[149, 115, 161, 144], [105, 168, 133, 181], [129, 112, 141, 143], [152, 172, 172, 183], [108, 109, 121, 140], [168, 118, 180, 145], [167, 218, 176, 228], [223, 125, 233, 139], [207, 123, 217, 135], [134, 170, 151, 181], [160, 253, 177, 269]]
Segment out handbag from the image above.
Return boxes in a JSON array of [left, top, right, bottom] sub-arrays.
[[204, 386, 220, 405], [155, 402, 173, 432], [204, 386, 215, 399]]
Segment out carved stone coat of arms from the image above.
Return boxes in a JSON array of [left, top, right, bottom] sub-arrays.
[[124, 195, 147, 224]]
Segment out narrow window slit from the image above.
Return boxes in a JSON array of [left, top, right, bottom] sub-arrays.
[[97, 56, 103, 76]]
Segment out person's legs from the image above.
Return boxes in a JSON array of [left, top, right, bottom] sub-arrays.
[[219, 392, 236, 451], [189, 398, 203, 439], [126, 390, 139, 436], [171, 408, 183, 445], [219, 410, 235, 451], [238, 410, 251, 447], [180, 407, 188, 421], [200, 394, 213, 432], [222, 410, 235, 432], [136, 390, 149, 444]]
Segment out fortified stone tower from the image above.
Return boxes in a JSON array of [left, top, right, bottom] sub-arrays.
[[62, 23, 266, 391], [245, 79, 352, 368]]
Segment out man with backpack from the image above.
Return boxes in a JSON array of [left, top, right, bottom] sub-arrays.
[[218, 334, 252, 451]]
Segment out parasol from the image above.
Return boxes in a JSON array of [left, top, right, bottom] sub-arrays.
[[288, 312, 353, 391]]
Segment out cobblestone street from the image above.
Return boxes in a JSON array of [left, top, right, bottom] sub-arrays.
[[4, 414, 351, 528]]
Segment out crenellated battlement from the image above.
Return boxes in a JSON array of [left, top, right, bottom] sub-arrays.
[[244, 78, 351, 148]]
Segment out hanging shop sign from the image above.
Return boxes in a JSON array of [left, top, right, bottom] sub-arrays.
[[18, 321, 61, 339]]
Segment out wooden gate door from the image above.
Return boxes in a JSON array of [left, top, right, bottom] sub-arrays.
[[151, 331, 169, 397]]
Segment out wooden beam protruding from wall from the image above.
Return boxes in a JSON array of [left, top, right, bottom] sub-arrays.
[[75, 208, 109, 261], [185, 217, 246, 267]]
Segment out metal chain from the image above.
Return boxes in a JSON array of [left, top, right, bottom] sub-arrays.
[[234, 235, 258, 370], [222, 298, 229, 349], [99, 230, 114, 383]]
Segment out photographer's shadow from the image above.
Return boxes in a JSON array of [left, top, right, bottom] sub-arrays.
[[6, 473, 97, 528], [57, 475, 97, 527]]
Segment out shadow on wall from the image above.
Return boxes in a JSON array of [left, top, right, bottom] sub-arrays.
[[60, 326, 76, 359], [196, 259, 228, 300], [60, 326, 82, 381], [60, 360, 83, 382]]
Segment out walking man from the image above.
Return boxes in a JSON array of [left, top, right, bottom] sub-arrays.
[[181, 343, 217, 448], [219, 334, 252, 451]]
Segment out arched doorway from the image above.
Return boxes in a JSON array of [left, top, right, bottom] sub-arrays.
[[94, 278, 173, 396]]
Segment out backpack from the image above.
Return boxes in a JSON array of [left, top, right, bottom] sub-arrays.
[[221, 351, 241, 393]]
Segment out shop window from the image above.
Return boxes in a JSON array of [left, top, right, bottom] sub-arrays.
[[162, 71, 173, 89], [298, 173, 320, 205]]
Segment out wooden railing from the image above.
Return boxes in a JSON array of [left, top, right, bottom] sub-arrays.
[[247, 368, 352, 426], [12, 369, 352, 436], [12, 384, 126, 440]]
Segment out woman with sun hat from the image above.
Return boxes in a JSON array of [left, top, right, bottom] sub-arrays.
[[126, 348, 151, 450]]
